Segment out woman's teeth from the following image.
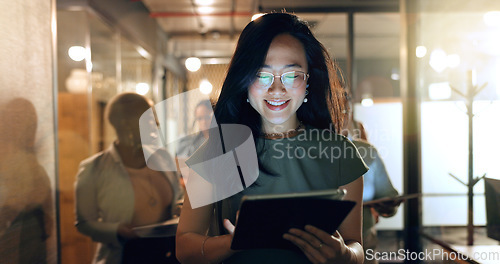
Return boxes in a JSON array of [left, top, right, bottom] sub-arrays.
[[266, 100, 287, 106]]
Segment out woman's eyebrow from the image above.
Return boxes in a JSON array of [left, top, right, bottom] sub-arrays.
[[261, 63, 303, 70]]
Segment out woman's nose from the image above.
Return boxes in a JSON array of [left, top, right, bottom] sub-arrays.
[[267, 76, 286, 95]]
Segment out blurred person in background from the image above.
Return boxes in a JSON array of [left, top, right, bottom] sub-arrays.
[[75, 92, 183, 264], [342, 93, 401, 264]]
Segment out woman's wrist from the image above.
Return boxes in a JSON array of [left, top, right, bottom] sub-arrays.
[[200, 234, 235, 263], [201, 236, 211, 263], [342, 241, 364, 264]]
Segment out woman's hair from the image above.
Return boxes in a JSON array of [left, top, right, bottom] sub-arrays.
[[195, 99, 213, 112], [214, 12, 346, 140]]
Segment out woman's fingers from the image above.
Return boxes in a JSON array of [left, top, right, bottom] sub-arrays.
[[223, 218, 235, 235], [283, 233, 326, 263], [305, 225, 340, 247], [289, 227, 322, 247], [283, 226, 347, 263]]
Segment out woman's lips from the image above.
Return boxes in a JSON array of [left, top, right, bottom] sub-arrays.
[[265, 99, 290, 111]]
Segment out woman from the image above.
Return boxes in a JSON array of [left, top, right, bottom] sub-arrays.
[[176, 12, 367, 264], [75, 93, 183, 264]]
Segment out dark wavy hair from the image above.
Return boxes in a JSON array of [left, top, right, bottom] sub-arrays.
[[214, 12, 345, 141]]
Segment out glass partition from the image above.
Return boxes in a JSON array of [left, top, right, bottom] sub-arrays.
[[353, 12, 404, 256], [56, 8, 160, 264], [414, 0, 500, 261], [0, 1, 58, 263]]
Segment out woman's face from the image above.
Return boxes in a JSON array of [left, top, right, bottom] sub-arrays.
[[248, 34, 308, 133]]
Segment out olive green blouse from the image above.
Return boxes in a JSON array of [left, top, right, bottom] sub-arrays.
[[219, 127, 368, 263]]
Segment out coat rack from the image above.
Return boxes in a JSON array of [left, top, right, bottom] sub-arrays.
[[448, 70, 487, 245]]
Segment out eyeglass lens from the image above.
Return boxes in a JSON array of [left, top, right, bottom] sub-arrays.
[[255, 71, 307, 89]]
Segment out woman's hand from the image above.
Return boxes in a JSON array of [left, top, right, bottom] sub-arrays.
[[283, 225, 355, 264], [223, 218, 235, 235]]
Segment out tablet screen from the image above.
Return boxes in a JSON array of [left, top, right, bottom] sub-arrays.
[[231, 189, 355, 250]]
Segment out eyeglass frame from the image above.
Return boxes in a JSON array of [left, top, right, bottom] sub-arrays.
[[253, 70, 310, 90]]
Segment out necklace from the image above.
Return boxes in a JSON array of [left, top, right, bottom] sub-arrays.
[[261, 122, 305, 139]]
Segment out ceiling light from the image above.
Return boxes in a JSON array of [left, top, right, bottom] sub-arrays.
[[136, 83, 150, 95], [195, 0, 214, 6], [185, 57, 201, 72], [68, 46, 86, 61], [200, 79, 213, 94], [198, 6, 214, 14], [416, 46, 427, 58], [136, 47, 151, 60]]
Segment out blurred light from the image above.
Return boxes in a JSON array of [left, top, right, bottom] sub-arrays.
[[446, 54, 461, 68], [428, 82, 451, 100], [208, 58, 219, 64], [65, 69, 88, 93], [391, 68, 400, 80], [252, 13, 265, 21], [497, 62, 500, 96], [361, 98, 373, 107], [361, 94, 374, 107], [185, 57, 201, 72], [200, 79, 213, 94], [137, 47, 151, 60], [481, 33, 500, 56], [416, 46, 427, 58], [429, 49, 448, 73], [136, 83, 150, 95], [471, 68, 477, 87], [195, 0, 214, 6], [68, 46, 86, 61], [484, 11, 500, 27], [198, 6, 214, 14]]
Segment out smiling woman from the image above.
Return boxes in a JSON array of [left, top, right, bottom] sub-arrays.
[[176, 12, 367, 264], [248, 34, 309, 132]]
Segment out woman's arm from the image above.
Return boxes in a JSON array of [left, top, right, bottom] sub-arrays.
[[283, 176, 364, 264], [337, 176, 364, 263], [176, 192, 235, 264]]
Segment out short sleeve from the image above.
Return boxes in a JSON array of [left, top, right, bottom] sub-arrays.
[[75, 157, 121, 247], [338, 136, 368, 186]]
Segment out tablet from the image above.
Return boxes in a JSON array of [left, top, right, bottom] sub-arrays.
[[132, 218, 178, 238], [363, 193, 421, 207], [230, 189, 356, 251]]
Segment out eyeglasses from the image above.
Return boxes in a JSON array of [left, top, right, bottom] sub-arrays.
[[254, 71, 309, 90]]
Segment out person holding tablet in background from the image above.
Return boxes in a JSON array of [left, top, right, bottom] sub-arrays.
[[75, 93, 183, 264], [176, 12, 367, 264], [341, 93, 401, 264]]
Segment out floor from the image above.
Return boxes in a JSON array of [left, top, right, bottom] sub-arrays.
[[374, 227, 500, 264]]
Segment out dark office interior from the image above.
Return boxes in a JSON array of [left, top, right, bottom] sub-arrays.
[[1, 0, 500, 263]]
